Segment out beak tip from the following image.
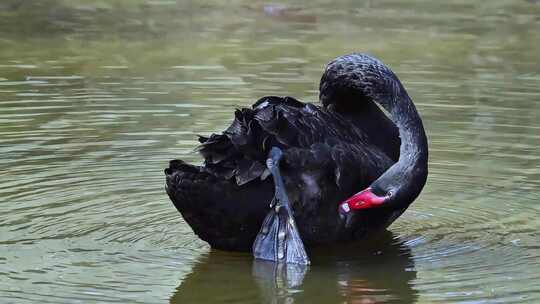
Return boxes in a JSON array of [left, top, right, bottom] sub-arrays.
[[338, 202, 350, 216]]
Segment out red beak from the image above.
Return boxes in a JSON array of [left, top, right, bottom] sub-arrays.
[[339, 187, 388, 214]]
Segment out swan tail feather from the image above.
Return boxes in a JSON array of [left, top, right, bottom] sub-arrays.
[[165, 160, 272, 251]]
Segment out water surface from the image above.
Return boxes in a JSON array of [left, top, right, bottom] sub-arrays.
[[1, 1, 540, 303]]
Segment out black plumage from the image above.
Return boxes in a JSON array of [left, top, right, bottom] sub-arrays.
[[165, 53, 428, 251]]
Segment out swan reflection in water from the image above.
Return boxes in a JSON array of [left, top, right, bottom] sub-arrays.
[[170, 231, 417, 304]]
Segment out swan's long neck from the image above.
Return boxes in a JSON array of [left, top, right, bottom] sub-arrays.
[[320, 53, 428, 204], [376, 80, 428, 195]]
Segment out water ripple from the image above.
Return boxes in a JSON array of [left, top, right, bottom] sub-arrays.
[[1, 1, 540, 303]]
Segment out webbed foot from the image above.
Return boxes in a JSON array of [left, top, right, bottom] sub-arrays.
[[252, 147, 310, 265]]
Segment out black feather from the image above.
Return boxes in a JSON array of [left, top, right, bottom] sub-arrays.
[[166, 95, 400, 249]]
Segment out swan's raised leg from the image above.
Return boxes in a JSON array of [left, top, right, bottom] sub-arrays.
[[252, 147, 310, 265]]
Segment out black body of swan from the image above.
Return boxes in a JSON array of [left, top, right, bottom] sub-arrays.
[[165, 53, 428, 263]]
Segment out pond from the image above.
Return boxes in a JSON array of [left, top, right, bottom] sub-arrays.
[[1, 1, 539, 303]]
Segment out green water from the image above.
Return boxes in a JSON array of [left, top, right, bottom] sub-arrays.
[[1, 1, 540, 303]]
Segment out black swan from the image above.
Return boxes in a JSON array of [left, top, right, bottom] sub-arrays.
[[165, 53, 428, 264]]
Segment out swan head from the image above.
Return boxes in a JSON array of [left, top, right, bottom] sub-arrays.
[[339, 160, 428, 216]]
